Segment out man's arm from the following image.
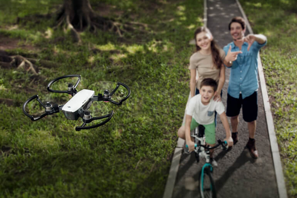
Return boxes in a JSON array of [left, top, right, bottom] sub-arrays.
[[219, 112, 233, 147], [253, 34, 267, 44], [245, 34, 267, 51]]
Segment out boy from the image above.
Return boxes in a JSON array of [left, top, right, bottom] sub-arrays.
[[178, 78, 233, 165]]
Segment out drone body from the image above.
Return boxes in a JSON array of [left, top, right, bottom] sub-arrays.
[[23, 75, 131, 131], [62, 89, 94, 120]]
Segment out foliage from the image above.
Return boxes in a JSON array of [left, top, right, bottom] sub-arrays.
[[239, 0, 297, 197], [0, 0, 203, 197]]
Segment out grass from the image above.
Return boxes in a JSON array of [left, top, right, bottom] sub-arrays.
[[0, 0, 203, 197], [239, 0, 297, 197]]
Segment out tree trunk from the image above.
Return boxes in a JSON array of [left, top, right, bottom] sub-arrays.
[[57, 0, 94, 31], [54, 0, 146, 41]]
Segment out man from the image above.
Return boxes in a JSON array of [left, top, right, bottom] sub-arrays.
[[224, 16, 267, 159]]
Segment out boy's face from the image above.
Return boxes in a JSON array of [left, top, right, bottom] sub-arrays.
[[200, 85, 215, 104]]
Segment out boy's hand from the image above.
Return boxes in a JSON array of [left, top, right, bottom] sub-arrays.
[[224, 136, 233, 147], [186, 140, 195, 152]]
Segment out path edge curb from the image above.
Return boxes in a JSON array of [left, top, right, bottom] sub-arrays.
[[162, 0, 207, 197], [235, 1, 288, 198]]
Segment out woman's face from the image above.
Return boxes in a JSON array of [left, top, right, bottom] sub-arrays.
[[196, 31, 212, 50]]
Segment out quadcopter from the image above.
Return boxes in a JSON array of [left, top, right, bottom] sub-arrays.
[[23, 75, 131, 131]]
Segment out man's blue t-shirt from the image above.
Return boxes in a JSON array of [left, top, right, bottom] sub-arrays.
[[223, 40, 267, 99]]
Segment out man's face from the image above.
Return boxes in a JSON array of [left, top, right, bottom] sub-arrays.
[[230, 22, 245, 41]]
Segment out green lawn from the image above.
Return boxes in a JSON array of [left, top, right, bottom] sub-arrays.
[[239, 0, 297, 197], [0, 0, 203, 197]]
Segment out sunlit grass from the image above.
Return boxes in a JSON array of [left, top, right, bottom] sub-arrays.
[[95, 42, 117, 51], [0, 0, 203, 197]]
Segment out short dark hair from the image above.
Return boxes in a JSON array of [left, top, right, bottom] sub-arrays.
[[200, 78, 218, 92], [228, 16, 246, 31]]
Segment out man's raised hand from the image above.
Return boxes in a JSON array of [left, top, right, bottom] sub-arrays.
[[226, 45, 242, 63], [243, 34, 256, 51]]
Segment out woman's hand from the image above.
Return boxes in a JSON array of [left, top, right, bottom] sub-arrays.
[[213, 91, 221, 102]]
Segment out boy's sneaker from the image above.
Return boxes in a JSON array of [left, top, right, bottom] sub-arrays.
[[210, 158, 218, 167]]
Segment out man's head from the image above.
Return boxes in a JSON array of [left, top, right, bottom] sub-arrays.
[[200, 78, 217, 103], [228, 17, 246, 41]]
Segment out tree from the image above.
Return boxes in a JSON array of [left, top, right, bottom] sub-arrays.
[[55, 0, 143, 42]]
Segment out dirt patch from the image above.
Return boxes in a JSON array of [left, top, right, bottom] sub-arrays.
[[92, 3, 123, 17], [0, 98, 21, 107], [0, 33, 36, 52]]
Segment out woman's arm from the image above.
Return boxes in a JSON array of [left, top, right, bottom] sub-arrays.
[[214, 64, 225, 101], [190, 69, 197, 98]]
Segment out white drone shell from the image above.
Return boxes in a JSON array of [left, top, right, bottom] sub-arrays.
[[62, 89, 94, 120]]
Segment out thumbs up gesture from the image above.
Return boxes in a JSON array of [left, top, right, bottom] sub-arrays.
[[243, 34, 255, 51], [225, 45, 242, 63]]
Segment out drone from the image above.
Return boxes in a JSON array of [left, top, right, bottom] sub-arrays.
[[23, 75, 131, 131]]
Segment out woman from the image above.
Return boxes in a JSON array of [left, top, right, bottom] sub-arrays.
[[189, 27, 225, 100]]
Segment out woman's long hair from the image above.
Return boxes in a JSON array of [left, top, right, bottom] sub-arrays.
[[194, 27, 223, 69]]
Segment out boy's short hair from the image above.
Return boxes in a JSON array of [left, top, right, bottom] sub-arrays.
[[200, 78, 218, 92], [228, 16, 246, 30]]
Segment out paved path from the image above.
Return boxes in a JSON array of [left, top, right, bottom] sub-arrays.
[[170, 0, 281, 198]]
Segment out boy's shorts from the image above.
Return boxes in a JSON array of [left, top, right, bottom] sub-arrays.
[[190, 118, 216, 145], [226, 91, 258, 122]]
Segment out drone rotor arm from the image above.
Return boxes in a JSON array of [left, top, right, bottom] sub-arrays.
[[109, 84, 120, 96], [106, 82, 131, 105], [23, 95, 57, 121], [75, 111, 114, 131], [47, 74, 81, 95]]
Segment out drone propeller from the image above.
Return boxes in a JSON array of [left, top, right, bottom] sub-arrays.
[[47, 74, 81, 96], [88, 81, 131, 105], [23, 95, 61, 121], [75, 110, 114, 131]]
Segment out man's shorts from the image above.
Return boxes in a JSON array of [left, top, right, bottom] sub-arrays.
[[190, 118, 216, 145], [226, 91, 258, 122]]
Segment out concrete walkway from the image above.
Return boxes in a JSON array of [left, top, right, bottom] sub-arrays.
[[163, 0, 287, 198]]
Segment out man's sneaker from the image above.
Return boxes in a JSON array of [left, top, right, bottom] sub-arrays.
[[210, 158, 218, 167], [232, 132, 239, 145], [245, 138, 259, 159]]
